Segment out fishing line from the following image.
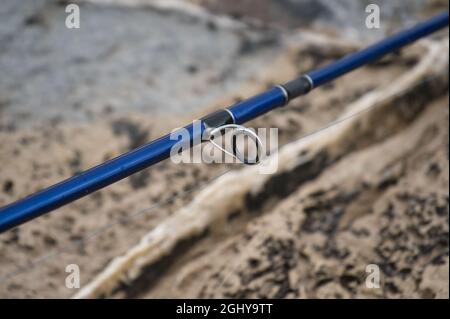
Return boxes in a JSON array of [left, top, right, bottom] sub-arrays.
[[0, 168, 233, 284], [1, 69, 446, 286], [214, 69, 449, 295]]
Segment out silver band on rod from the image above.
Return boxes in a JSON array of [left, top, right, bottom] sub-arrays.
[[275, 84, 289, 104]]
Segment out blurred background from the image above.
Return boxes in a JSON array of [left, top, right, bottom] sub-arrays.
[[0, 0, 448, 298]]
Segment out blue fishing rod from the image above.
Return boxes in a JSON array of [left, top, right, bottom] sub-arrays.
[[0, 11, 448, 233]]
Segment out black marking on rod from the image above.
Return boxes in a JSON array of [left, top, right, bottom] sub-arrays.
[[281, 75, 313, 100]]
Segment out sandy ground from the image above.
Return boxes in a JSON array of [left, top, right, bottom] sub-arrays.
[[0, 0, 448, 298], [145, 95, 449, 299]]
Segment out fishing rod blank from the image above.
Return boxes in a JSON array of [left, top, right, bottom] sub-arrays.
[[0, 11, 448, 233]]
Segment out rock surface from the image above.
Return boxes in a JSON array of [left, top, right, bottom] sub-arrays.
[[0, 0, 448, 298]]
